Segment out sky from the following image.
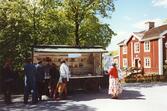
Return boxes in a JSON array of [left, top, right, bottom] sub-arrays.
[[104, 0, 167, 51]]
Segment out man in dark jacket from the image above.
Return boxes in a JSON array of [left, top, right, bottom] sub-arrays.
[[43, 57, 52, 97], [1, 58, 14, 104], [36, 61, 45, 101], [24, 58, 38, 104], [49, 63, 60, 98]]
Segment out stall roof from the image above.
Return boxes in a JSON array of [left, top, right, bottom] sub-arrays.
[[33, 45, 107, 53]]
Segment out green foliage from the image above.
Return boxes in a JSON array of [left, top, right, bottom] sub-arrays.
[[110, 50, 118, 56], [0, 0, 116, 69], [61, 0, 115, 46], [0, 0, 33, 69]]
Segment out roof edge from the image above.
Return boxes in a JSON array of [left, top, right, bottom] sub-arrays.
[[140, 36, 159, 41], [33, 45, 104, 49]]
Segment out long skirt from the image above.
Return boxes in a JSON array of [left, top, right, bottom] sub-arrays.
[[108, 77, 122, 96]]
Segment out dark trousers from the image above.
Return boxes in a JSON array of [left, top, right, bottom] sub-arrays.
[[44, 79, 50, 97], [24, 82, 37, 104], [50, 81, 58, 98], [37, 81, 44, 101], [3, 82, 12, 104]]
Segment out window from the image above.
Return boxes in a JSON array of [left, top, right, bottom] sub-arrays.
[[144, 41, 150, 52], [134, 42, 140, 53], [144, 57, 151, 68], [123, 58, 128, 68], [123, 46, 127, 54]]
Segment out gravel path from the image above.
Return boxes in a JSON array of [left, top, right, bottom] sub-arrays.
[[0, 82, 167, 111]]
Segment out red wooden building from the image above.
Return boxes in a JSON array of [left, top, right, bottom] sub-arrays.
[[118, 22, 167, 75]]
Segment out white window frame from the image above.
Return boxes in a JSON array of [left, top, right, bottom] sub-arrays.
[[144, 57, 151, 68], [123, 58, 128, 68], [123, 46, 127, 54], [144, 41, 150, 52], [134, 42, 140, 53]]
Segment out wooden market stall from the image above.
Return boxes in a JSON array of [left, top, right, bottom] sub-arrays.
[[33, 45, 107, 91]]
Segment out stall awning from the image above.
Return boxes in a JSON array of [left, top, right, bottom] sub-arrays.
[[33, 45, 107, 53]]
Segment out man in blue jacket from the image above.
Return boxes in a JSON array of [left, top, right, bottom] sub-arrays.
[[24, 58, 38, 104]]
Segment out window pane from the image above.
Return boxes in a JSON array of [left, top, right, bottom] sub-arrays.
[[134, 43, 140, 53], [123, 46, 127, 54], [144, 57, 151, 68], [144, 41, 150, 51]]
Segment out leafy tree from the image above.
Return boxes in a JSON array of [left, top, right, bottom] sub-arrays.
[[0, 0, 116, 70], [60, 0, 115, 46], [0, 0, 69, 69], [0, 0, 33, 69]]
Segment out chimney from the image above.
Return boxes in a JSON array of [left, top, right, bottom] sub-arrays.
[[145, 22, 155, 30]]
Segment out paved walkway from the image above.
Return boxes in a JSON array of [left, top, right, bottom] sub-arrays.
[[0, 82, 167, 111]]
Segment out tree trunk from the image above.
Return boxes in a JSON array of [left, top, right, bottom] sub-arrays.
[[75, 21, 80, 46], [75, 10, 80, 46]]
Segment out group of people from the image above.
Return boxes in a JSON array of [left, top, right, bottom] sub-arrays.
[[24, 57, 70, 104], [1, 57, 122, 105], [1, 57, 70, 104]]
